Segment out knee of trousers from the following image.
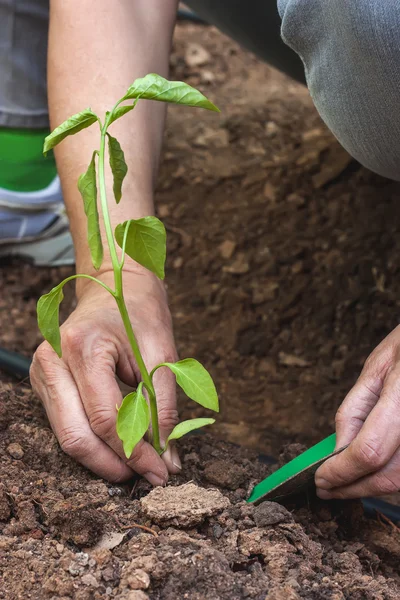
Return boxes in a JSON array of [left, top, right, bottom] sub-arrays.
[[278, 0, 400, 181]]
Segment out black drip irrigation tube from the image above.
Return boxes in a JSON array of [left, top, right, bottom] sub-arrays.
[[1, 345, 399, 524], [177, 8, 207, 24]]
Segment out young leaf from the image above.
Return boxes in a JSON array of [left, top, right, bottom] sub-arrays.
[[154, 359, 219, 412], [43, 109, 98, 154], [107, 133, 128, 203], [115, 217, 166, 279], [116, 383, 150, 458], [108, 104, 135, 126], [37, 282, 65, 357], [78, 151, 103, 270], [123, 73, 220, 112], [167, 418, 215, 444]]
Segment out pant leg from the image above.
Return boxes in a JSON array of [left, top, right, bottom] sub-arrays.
[[185, 0, 305, 83], [0, 0, 49, 128], [278, 0, 400, 181]]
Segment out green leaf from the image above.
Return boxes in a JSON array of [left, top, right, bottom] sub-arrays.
[[116, 383, 150, 458], [108, 104, 135, 126], [43, 109, 98, 154], [115, 217, 166, 279], [167, 418, 215, 444], [155, 359, 219, 412], [123, 73, 220, 112], [107, 133, 128, 204], [78, 151, 103, 270], [37, 282, 65, 357]]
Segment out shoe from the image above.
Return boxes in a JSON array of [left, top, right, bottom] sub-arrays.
[[0, 176, 75, 267]]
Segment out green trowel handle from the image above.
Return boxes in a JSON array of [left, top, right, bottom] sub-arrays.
[[248, 434, 345, 504]]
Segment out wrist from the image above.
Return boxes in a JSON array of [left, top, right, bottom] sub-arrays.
[[75, 259, 167, 303]]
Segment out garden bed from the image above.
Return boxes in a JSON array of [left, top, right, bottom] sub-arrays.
[[1, 387, 400, 599], [1, 18, 400, 600]]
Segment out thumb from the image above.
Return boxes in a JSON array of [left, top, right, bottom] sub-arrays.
[[142, 335, 181, 474]]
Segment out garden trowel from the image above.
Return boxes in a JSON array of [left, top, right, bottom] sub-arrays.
[[248, 434, 347, 504]]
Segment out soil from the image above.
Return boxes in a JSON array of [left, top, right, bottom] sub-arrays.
[[1, 17, 400, 600], [2, 387, 400, 599]]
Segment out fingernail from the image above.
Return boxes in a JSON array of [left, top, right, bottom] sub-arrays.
[[144, 472, 167, 487], [162, 445, 182, 474], [171, 446, 182, 471], [316, 488, 333, 500], [315, 477, 332, 490]]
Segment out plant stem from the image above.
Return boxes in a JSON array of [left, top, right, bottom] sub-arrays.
[[98, 122, 161, 454], [115, 295, 161, 453]]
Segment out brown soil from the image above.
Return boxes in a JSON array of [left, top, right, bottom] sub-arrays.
[[1, 19, 400, 599], [1, 387, 400, 599]]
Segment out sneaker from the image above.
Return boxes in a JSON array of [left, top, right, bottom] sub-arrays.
[[0, 175, 75, 267]]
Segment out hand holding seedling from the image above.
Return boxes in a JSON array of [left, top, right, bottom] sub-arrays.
[[31, 75, 220, 484], [316, 325, 400, 498]]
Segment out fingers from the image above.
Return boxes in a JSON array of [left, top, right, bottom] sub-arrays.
[[31, 342, 133, 482], [140, 331, 181, 474], [63, 323, 169, 486], [334, 373, 382, 450], [316, 353, 400, 493], [317, 447, 400, 499]]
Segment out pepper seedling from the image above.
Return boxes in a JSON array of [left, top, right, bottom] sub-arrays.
[[37, 74, 220, 458]]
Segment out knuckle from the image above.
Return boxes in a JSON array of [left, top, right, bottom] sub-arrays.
[[335, 406, 348, 428], [354, 438, 387, 471], [126, 439, 146, 469], [88, 407, 116, 440], [33, 341, 57, 367], [62, 324, 88, 356], [58, 425, 91, 459], [374, 472, 399, 495], [157, 405, 179, 431]]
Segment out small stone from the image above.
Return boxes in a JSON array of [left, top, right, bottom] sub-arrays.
[[81, 573, 99, 587], [125, 568, 150, 590], [265, 121, 279, 138], [278, 352, 311, 367], [263, 182, 277, 201], [201, 69, 215, 84], [219, 240, 236, 260], [108, 487, 122, 497], [68, 561, 84, 577], [7, 443, 24, 460], [254, 501, 293, 527], [301, 128, 324, 142], [222, 253, 249, 274], [158, 204, 170, 218], [56, 543, 65, 555], [286, 193, 305, 206], [251, 282, 278, 305], [173, 256, 183, 269], [185, 43, 211, 68]]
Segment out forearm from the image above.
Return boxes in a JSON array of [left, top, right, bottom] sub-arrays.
[[47, 0, 178, 283]]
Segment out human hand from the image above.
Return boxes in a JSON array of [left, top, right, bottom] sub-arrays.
[[31, 270, 181, 485], [316, 325, 400, 499]]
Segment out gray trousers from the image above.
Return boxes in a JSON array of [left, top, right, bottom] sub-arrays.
[[1, 0, 400, 180]]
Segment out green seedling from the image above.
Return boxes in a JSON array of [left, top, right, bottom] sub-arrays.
[[37, 74, 220, 457]]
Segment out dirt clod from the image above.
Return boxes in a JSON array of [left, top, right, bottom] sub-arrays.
[[140, 482, 230, 527], [6, 443, 24, 459], [204, 458, 247, 490], [254, 501, 294, 527]]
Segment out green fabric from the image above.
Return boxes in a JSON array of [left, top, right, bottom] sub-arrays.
[[248, 434, 337, 503], [0, 128, 57, 192]]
